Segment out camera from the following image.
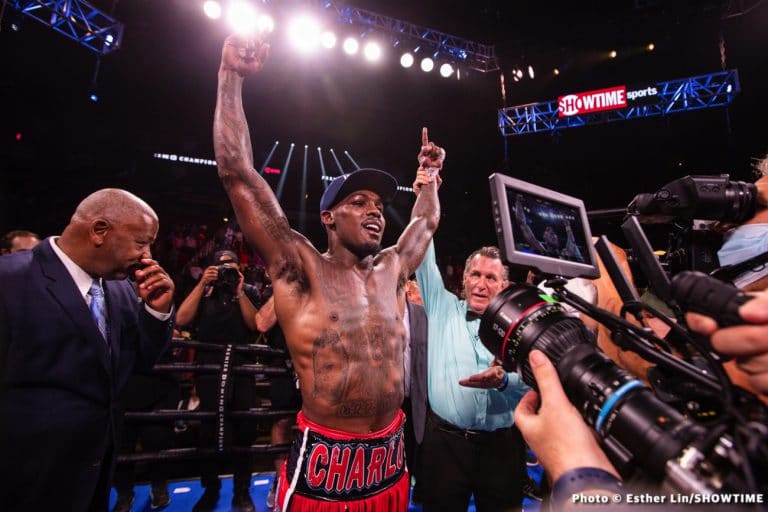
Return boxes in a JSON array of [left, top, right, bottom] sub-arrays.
[[628, 175, 756, 225], [216, 262, 240, 288], [627, 175, 757, 274], [484, 173, 767, 495]]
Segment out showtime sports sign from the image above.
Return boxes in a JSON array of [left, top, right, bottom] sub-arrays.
[[558, 86, 627, 117]]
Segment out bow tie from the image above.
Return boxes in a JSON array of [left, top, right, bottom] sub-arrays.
[[466, 310, 482, 322]]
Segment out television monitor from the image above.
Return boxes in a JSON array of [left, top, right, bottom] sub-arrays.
[[489, 173, 600, 279]]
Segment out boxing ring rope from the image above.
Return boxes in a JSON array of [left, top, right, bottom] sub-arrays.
[[116, 338, 299, 465]]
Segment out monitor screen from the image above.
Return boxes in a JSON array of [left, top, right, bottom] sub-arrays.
[[489, 173, 600, 279]]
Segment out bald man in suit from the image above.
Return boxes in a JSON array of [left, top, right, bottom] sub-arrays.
[[0, 189, 175, 511]]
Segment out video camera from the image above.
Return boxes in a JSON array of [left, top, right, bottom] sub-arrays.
[[628, 175, 757, 274], [485, 173, 767, 496]]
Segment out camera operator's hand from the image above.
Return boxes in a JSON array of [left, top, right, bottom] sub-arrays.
[[515, 350, 619, 482], [200, 266, 219, 286], [687, 294, 768, 395], [135, 257, 175, 314]]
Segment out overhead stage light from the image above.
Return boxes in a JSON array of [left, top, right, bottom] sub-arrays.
[[320, 31, 336, 48], [228, 1, 257, 34], [420, 57, 434, 72], [609, 50, 617, 58], [647, 43, 655, 51], [363, 42, 382, 61], [288, 15, 321, 53], [528, 65, 535, 79], [203, 1, 222, 20], [439, 63, 454, 78], [343, 37, 359, 55], [400, 52, 414, 68], [554, 68, 560, 76]]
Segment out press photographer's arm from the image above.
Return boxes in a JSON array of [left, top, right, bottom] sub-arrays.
[[687, 293, 768, 395], [176, 266, 219, 327]]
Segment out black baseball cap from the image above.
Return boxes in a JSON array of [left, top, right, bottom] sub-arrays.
[[213, 250, 239, 264], [319, 168, 398, 212]]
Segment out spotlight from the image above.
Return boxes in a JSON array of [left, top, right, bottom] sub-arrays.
[[527, 65, 535, 79], [363, 42, 382, 62], [647, 43, 655, 51], [227, 1, 257, 34], [420, 57, 434, 72], [400, 52, 414, 68], [342, 37, 359, 55], [609, 50, 617, 58], [320, 31, 336, 49], [439, 63, 454, 78], [257, 14, 275, 34], [288, 16, 321, 53], [203, 0, 222, 20], [89, 92, 99, 102], [554, 68, 560, 76]]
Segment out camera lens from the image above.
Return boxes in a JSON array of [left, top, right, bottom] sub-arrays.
[[479, 283, 704, 480]]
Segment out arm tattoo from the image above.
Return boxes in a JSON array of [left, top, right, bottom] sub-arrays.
[[215, 70, 295, 245]]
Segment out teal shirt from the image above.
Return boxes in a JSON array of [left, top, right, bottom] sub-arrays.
[[416, 240, 529, 430]]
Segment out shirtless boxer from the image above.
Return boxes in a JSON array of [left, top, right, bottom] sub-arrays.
[[213, 35, 442, 511]]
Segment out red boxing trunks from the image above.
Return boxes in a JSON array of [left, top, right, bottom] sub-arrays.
[[276, 410, 409, 512]]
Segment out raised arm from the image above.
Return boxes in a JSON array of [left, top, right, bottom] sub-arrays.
[[396, 128, 442, 277], [214, 36, 300, 272], [562, 220, 583, 260], [514, 194, 546, 253]]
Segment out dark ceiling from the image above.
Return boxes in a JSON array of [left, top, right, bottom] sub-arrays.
[[1, 0, 766, 256]]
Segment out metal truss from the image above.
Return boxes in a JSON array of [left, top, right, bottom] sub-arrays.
[[308, 0, 498, 72], [10, 0, 124, 55], [498, 70, 741, 137]]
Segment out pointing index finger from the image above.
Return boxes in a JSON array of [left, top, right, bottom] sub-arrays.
[[422, 127, 429, 146]]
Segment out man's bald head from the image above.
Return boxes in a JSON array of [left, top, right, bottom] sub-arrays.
[[59, 189, 160, 279], [71, 188, 157, 227]]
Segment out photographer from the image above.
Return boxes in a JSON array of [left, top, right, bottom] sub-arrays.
[[176, 249, 259, 338], [176, 249, 260, 512], [715, 170, 768, 293]]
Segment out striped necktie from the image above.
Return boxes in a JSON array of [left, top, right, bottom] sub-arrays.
[[88, 280, 109, 343]]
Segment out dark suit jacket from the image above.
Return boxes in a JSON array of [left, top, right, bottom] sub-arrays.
[[0, 240, 174, 511], [406, 301, 428, 444]]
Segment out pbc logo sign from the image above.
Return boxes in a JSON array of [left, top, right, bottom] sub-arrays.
[[558, 85, 627, 117]]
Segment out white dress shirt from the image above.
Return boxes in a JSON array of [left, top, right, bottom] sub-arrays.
[[49, 237, 171, 321]]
